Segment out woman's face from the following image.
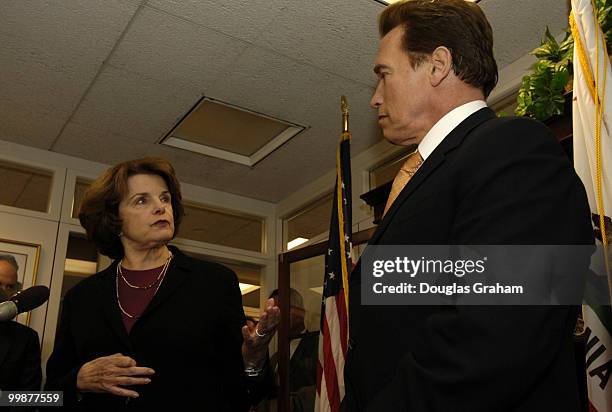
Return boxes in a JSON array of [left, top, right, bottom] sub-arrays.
[[118, 174, 175, 251]]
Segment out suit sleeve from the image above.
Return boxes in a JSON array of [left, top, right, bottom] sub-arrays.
[[216, 265, 272, 411], [17, 328, 42, 391], [372, 119, 593, 411], [44, 288, 82, 406]]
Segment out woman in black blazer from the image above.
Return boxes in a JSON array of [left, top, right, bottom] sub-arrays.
[[45, 157, 278, 411]]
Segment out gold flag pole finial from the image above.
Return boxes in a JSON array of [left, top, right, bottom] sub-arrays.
[[341, 95, 350, 141]]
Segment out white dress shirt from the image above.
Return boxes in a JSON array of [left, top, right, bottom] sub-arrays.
[[418, 100, 488, 160]]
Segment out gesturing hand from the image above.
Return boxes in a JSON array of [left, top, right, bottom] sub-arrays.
[[242, 298, 280, 368], [76, 353, 155, 398]]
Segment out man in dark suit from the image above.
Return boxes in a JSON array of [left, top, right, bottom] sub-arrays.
[[0, 254, 42, 392], [261, 289, 318, 412], [343, 1, 594, 411], [0, 322, 42, 391]]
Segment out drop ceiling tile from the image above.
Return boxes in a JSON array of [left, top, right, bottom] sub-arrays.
[[229, 130, 338, 201], [0, 0, 140, 62], [109, 6, 249, 89], [208, 45, 375, 128], [0, 98, 67, 149], [480, 0, 569, 67], [0, 0, 141, 138], [0, 32, 93, 118], [146, 0, 287, 42], [69, 66, 202, 144], [254, 0, 383, 87], [54, 122, 161, 165]]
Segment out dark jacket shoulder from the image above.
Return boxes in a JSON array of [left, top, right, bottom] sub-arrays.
[[0, 321, 39, 341]]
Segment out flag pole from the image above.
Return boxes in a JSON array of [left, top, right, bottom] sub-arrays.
[[341, 95, 350, 141], [316, 98, 353, 411], [338, 96, 351, 345]]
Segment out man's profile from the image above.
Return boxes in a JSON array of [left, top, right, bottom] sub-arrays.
[[343, 1, 594, 411]]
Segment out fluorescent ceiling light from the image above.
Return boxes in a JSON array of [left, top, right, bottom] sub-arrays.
[[287, 237, 309, 250], [239, 283, 260, 295]]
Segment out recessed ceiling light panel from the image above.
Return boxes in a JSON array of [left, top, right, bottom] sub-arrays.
[[161, 97, 306, 167]]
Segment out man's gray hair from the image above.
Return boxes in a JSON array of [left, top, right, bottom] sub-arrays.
[[0, 254, 19, 272]]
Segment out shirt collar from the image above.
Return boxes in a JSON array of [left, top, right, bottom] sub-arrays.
[[418, 100, 487, 160]]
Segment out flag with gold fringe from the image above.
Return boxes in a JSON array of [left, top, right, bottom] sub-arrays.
[[570, 0, 612, 410], [315, 97, 352, 412]]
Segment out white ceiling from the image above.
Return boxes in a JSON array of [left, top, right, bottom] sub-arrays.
[[0, 0, 570, 202]]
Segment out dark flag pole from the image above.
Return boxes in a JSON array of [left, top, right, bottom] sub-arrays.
[[315, 96, 352, 412]]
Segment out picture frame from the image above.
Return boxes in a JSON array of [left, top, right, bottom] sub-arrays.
[[0, 238, 41, 326]]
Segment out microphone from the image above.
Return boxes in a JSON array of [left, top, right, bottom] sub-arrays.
[[0, 285, 50, 321]]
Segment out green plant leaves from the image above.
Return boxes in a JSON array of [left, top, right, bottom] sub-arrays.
[[515, 2, 611, 121], [515, 29, 572, 121]]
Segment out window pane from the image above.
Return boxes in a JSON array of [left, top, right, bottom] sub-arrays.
[[56, 233, 100, 341], [180, 202, 264, 252], [284, 193, 333, 250], [284, 255, 324, 411], [0, 159, 53, 213], [72, 177, 92, 218], [224, 261, 262, 318], [289, 255, 323, 333]]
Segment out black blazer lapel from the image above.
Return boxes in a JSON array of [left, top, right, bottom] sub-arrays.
[[139, 247, 189, 319], [368, 107, 496, 247], [99, 264, 133, 351]]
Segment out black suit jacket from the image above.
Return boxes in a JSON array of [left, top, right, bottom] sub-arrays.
[[0, 321, 41, 390], [264, 331, 319, 411], [45, 246, 268, 411], [344, 108, 594, 411], [289, 331, 319, 392]]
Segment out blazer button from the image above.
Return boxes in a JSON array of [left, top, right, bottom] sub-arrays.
[[348, 338, 356, 351]]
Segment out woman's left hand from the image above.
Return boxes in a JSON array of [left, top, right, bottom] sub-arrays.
[[241, 298, 280, 368]]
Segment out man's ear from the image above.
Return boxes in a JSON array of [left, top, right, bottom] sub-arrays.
[[429, 46, 452, 87]]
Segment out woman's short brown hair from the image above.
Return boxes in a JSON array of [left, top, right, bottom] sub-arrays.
[[379, 0, 498, 98], [78, 157, 184, 259]]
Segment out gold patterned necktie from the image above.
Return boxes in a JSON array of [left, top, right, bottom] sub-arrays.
[[383, 150, 424, 216]]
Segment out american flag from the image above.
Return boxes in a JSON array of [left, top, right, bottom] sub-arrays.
[[315, 133, 352, 412]]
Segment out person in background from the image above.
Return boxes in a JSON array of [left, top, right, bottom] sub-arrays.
[[259, 288, 318, 412], [45, 157, 279, 411], [0, 254, 42, 397]]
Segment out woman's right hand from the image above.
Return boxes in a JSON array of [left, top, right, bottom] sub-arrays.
[[76, 353, 155, 398]]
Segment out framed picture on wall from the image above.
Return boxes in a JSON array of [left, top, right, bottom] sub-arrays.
[[0, 238, 41, 326]]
